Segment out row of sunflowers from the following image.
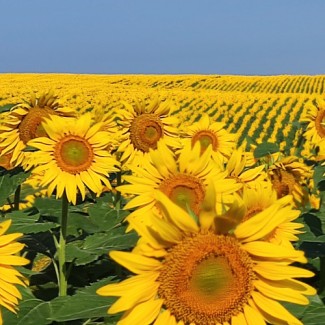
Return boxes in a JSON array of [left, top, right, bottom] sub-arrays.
[[0, 74, 324, 324], [1, 74, 325, 96]]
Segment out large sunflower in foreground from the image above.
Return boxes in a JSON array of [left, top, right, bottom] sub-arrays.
[[25, 114, 120, 205], [97, 188, 315, 325], [180, 113, 237, 162], [266, 155, 313, 207], [116, 96, 180, 167], [118, 141, 241, 227], [0, 219, 29, 323], [300, 97, 325, 145], [0, 92, 74, 167]]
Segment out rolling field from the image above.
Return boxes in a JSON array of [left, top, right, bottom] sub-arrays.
[[0, 73, 323, 153], [0, 74, 324, 325]]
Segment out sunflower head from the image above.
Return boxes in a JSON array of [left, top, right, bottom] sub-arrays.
[[26, 114, 120, 205], [116, 96, 180, 166], [0, 219, 30, 322], [0, 92, 75, 167], [300, 97, 325, 144], [98, 188, 315, 325], [180, 113, 237, 161], [267, 155, 312, 206]]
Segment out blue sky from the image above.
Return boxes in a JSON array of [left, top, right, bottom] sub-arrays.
[[1, 0, 325, 75]]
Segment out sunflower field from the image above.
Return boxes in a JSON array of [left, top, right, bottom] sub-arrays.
[[0, 73, 324, 325]]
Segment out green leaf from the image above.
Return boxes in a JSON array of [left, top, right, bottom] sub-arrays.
[[318, 180, 325, 192], [48, 277, 117, 322], [302, 213, 324, 237], [83, 228, 138, 253], [0, 103, 16, 112], [0, 168, 30, 206], [66, 241, 99, 266], [2, 279, 118, 324], [253, 142, 279, 158], [3, 210, 58, 234], [313, 164, 325, 186], [88, 207, 128, 232], [34, 196, 67, 220], [300, 295, 325, 324]]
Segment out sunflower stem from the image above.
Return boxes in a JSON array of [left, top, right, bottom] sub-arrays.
[[13, 184, 21, 210], [114, 171, 122, 211], [58, 191, 69, 297]]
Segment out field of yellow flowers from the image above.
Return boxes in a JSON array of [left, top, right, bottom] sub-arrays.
[[0, 73, 324, 325]]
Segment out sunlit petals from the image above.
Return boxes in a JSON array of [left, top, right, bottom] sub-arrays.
[[118, 299, 163, 325], [109, 251, 162, 275]]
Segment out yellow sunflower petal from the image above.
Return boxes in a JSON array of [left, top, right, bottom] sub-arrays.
[[118, 298, 163, 325], [154, 191, 199, 233], [109, 251, 161, 275], [252, 291, 303, 325], [254, 262, 314, 280], [242, 241, 306, 263], [154, 310, 177, 325], [254, 279, 309, 305], [243, 304, 266, 325]]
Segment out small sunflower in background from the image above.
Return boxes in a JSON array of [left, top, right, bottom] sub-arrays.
[[117, 140, 241, 228], [300, 97, 325, 145], [180, 113, 237, 162], [25, 114, 120, 205], [97, 187, 315, 325], [0, 219, 29, 323], [115, 96, 181, 167], [0, 91, 74, 167], [266, 155, 313, 207]]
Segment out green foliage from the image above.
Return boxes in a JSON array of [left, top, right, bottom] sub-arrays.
[[0, 167, 30, 207], [1, 187, 138, 324], [0, 103, 16, 113], [253, 142, 280, 158], [2, 278, 118, 324]]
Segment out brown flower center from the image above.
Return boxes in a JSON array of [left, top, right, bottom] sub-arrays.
[[54, 135, 94, 174], [159, 174, 205, 215], [18, 107, 57, 144], [192, 130, 218, 154], [157, 233, 254, 324], [129, 113, 164, 152], [270, 169, 296, 198]]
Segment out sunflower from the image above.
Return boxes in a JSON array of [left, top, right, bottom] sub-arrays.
[[300, 97, 325, 145], [116, 96, 180, 167], [25, 114, 120, 205], [180, 113, 237, 162], [0, 219, 29, 323], [118, 140, 241, 227], [0, 91, 74, 167], [97, 187, 315, 325], [267, 155, 313, 207], [240, 185, 304, 247]]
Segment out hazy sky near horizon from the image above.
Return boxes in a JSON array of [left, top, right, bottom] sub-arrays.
[[1, 0, 325, 75]]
